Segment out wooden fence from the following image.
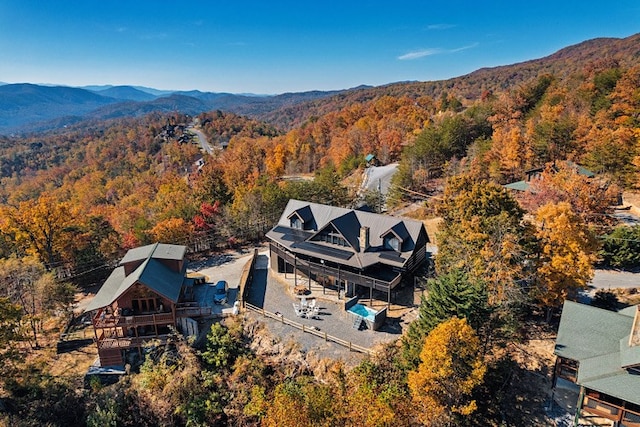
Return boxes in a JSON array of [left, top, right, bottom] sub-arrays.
[[244, 302, 373, 356], [239, 248, 258, 307]]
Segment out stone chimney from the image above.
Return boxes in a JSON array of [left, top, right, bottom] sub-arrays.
[[359, 226, 370, 252]]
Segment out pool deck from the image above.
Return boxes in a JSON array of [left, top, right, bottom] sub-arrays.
[[245, 250, 420, 351]]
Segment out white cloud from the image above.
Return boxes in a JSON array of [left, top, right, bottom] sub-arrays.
[[398, 48, 442, 60], [450, 42, 479, 52], [398, 43, 478, 60], [427, 24, 456, 30]]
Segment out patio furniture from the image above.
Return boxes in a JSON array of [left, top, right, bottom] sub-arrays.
[[294, 285, 308, 295], [293, 303, 307, 318]]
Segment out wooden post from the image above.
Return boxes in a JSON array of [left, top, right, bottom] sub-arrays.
[[294, 255, 297, 288], [573, 386, 585, 427], [369, 280, 373, 307], [388, 284, 391, 310], [153, 313, 158, 337]]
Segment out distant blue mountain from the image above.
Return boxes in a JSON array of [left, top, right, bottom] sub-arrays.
[[90, 85, 157, 102], [0, 83, 340, 134]]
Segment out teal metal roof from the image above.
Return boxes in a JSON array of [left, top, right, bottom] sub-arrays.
[[503, 180, 530, 191], [555, 301, 640, 406], [555, 301, 632, 361], [120, 243, 185, 264], [85, 244, 187, 312], [620, 334, 640, 368]]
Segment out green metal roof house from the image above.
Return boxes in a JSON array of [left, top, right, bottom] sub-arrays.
[[554, 300, 640, 425], [86, 243, 211, 367]]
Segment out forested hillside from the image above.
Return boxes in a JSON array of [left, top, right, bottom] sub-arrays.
[[1, 33, 640, 426]]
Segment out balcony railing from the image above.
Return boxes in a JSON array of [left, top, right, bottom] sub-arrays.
[[270, 243, 402, 292], [93, 311, 174, 328]]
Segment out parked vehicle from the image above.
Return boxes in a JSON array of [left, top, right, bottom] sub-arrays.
[[213, 280, 228, 304]]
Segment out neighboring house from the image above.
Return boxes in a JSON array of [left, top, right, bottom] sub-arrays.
[[554, 300, 640, 426], [504, 161, 595, 192], [85, 243, 211, 367], [266, 199, 429, 306]]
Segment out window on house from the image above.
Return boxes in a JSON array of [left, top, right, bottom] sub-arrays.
[[291, 217, 302, 229], [384, 235, 400, 251], [317, 230, 347, 247]]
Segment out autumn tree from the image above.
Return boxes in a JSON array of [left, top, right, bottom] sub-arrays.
[[600, 225, 640, 270], [0, 194, 74, 269], [262, 378, 336, 427], [436, 175, 532, 303], [533, 202, 597, 320], [0, 256, 58, 348], [0, 297, 24, 378], [408, 317, 487, 427], [131, 333, 221, 426], [150, 217, 194, 245], [517, 161, 620, 225], [402, 270, 490, 369]]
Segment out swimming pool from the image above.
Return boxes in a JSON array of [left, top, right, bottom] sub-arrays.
[[348, 303, 377, 322]]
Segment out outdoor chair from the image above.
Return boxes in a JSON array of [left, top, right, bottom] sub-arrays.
[[293, 303, 306, 317]]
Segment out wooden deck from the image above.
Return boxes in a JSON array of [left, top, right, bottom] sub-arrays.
[[93, 312, 174, 328], [97, 334, 169, 350]]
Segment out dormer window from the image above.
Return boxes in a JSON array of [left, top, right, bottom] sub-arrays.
[[291, 217, 302, 229], [384, 235, 400, 252], [318, 230, 348, 247]]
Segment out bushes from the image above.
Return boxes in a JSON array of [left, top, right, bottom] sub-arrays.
[[599, 226, 640, 270]]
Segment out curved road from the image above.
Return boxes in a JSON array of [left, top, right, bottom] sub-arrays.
[[188, 125, 214, 155]]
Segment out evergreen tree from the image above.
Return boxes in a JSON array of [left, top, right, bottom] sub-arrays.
[[402, 269, 490, 369]]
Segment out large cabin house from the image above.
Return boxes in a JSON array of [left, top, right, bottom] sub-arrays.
[[85, 243, 210, 367], [266, 199, 429, 306], [554, 300, 640, 426]]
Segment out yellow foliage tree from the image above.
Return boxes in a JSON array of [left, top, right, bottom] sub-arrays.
[[534, 202, 597, 318], [407, 317, 486, 426], [150, 217, 193, 245], [0, 194, 73, 269]]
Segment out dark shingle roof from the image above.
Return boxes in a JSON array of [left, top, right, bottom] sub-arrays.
[[266, 199, 427, 270]]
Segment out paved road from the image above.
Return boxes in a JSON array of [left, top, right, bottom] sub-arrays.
[[589, 269, 640, 291], [188, 126, 214, 155], [190, 250, 255, 316], [361, 163, 398, 195]]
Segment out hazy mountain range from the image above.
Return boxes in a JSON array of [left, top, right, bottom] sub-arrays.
[[0, 32, 638, 135], [0, 82, 349, 134]]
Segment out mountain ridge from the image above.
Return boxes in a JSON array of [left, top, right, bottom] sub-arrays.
[[0, 33, 638, 135]]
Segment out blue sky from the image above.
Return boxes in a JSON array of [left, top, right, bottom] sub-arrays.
[[0, 1, 638, 94]]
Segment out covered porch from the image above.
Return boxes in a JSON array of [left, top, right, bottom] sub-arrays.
[[270, 242, 403, 308]]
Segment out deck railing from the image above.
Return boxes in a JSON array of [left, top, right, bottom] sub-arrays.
[[270, 243, 402, 293], [176, 305, 212, 317], [93, 311, 174, 328]]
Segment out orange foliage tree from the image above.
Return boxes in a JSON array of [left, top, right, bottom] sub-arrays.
[[408, 317, 486, 426]]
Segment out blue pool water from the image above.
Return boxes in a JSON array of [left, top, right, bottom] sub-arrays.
[[348, 304, 376, 321]]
